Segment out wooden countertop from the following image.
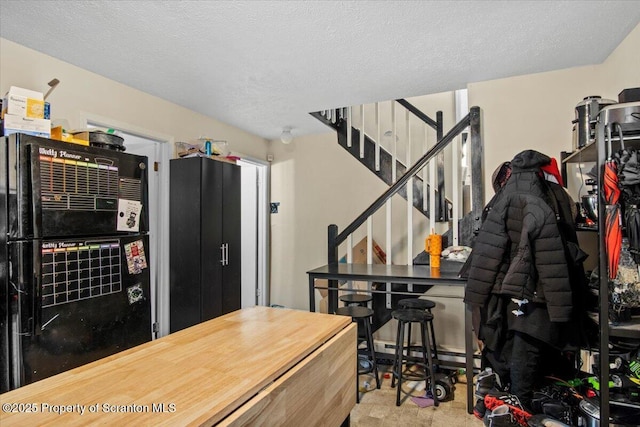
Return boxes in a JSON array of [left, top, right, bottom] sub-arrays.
[[0, 306, 352, 426]]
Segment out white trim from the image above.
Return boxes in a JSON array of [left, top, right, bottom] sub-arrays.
[[78, 111, 174, 145]]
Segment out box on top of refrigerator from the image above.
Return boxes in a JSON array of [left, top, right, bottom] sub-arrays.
[[2, 86, 45, 119]]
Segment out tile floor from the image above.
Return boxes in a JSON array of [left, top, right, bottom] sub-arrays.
[[350, 366, 484, 427]]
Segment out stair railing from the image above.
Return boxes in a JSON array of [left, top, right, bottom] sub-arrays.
[[315, 100, 448, 222], [324, 106, 483, 312]]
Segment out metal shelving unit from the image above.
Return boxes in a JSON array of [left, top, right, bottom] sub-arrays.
[[563, 101, 640, 426]]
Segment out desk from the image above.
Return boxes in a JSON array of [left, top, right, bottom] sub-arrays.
[[307, 260, 477, 414], [0, 306, 356, 426]]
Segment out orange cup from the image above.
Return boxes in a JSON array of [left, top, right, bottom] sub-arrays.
[[425, 233, 442, 268]]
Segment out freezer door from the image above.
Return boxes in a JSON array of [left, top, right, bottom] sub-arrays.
[[5, 235, 152, 390], [5, 134, 149, 239]]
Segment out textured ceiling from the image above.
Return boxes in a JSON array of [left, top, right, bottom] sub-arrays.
[[1, 0, 640, 141]]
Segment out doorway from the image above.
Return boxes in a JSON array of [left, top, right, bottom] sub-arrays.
[[236, 158, 270, 307]]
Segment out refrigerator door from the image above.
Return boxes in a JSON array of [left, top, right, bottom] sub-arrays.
[[5, 134, 149, 240], [5, 234, 151, 390]]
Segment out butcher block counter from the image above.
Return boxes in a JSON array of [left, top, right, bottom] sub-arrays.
[[0, 306, 357, 426]]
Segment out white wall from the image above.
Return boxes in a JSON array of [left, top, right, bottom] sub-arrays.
[[0, 38, 268, 159]]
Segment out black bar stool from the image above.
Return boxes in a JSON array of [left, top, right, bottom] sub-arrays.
[[391, 308, 438, 407], [335, 305, 380, 403], [339, 293, 372, 307], [397, 298, 439, 361]]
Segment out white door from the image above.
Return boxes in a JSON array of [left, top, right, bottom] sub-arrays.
[[237, 158, 269, 308]]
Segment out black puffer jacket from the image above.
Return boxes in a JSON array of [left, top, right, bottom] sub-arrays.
[[464, 150, 573, 322]]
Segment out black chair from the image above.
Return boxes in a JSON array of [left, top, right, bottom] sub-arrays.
[[335, 305, 380, 403], [391, 308, 438, 407], [339, 293, 373, 307], [397, 298, 438, 361]]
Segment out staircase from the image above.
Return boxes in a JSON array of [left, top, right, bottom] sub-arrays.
[[310, 100, 484, 331], [311, 99, 451, 222]]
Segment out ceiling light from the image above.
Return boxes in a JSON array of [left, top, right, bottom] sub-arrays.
[[280, 127, 293, 144]]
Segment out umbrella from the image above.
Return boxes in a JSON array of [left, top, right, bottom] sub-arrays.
[[603, 124, 622, 279]]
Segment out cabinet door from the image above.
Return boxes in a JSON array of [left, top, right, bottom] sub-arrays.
[[169, 158, 205, 332], [221, 162, 241, 314], [200, 159, 224, 321]]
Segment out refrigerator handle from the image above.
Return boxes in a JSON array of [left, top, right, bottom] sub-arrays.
[[220, 244, 225, 265], [225, 243, 229, 266]]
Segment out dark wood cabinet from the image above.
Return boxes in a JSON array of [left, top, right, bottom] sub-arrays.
[[169, 156, 241, 333]]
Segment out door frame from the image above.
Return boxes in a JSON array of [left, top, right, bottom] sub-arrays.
[[234, 154, 270, 307], [78, 112, 173, 337]]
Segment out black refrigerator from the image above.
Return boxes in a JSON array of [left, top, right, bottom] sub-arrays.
[[0, 133, 152, 392], [169, 156, 241, 333]]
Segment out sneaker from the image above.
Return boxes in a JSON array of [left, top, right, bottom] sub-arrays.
[[485, 404, 519, 427], [531, 390, 573, 425], [485, 388, 524, 410], [474, 398, 487, 420], [476, 368, 499, 399], [526, 414, 570, 427], [485, 391, 531, 427]]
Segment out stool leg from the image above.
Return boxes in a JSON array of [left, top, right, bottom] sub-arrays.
[[421, 321, 439, 407], [364, 316, 380, 389], [396, 321, 406, 406], [354, 318, 360, 404], [427, 309, 438, 361], [406, 321, 412, 364], [391, 318, 402, 388]]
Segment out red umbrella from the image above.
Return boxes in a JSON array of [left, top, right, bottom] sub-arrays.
[[604, 125, 622, 279]]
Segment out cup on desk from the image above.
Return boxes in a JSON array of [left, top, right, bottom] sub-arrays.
[[425, 233, 442, 269]]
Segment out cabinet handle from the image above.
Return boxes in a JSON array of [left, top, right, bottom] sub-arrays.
[[220, 244, 225, 265]]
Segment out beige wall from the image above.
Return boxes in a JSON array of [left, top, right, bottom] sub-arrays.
[[468, 22, 640, 204], [0, 38, 268, 158]]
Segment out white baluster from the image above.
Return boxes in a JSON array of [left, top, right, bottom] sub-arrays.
[[452, 135, 460, 246], [375, 102, 380, 171], [367, 217, 373, 265], [406, 110, 413, 270], [360, 105, 365, 158], [423, 122, 428, 212], [387, 102, 396, 309], [392, 102, 397, 184], [429, 150, 436, 234], [347, 106, 352, 148]]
